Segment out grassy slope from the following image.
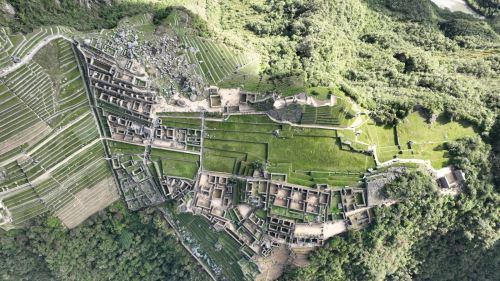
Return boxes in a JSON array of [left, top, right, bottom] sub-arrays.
[[358, 111, 476, 167], [0, 39, 113, 226], [203, 115, 375, 184]]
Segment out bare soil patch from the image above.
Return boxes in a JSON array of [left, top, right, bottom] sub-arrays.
[[0, 121, 51, 155], [255, 245, 290, 281], [55, 177, 118, 228]]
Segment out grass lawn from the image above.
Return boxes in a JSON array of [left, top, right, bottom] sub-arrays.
[[203, 115, 375, 177], [399, 143, 449, 168], [306, 86, 336, 100], [377, 146, 401, 163], [397, 112, 476, 145], [356, 112, 476, 168], [107, 142, 200, 178], [159, 159, 198, 179], [107, 141, 145, 155], [205, 139, 267, 161], [269, 136, 373, 173], [206, 120, 279, 133], [358, 121, 396, 147], [203, 152, 237, 173], [150, 148, 199, 179], [255, 209, 267, 219], [160, 116, 202, 129], [226, 114, 276, 124], [396, 112, 476, 168]]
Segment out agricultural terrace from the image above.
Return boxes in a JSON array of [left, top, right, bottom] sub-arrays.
[[173, 211, 257, 281], [203, 114, 374, 187], [159, 115, 202, 130], [180, 35, 255, 84], [18, 114, 99, 181], [0, 26, 73, 68], [107, 141, 200, 180], [0, 39, 89, 157], [300, 87, 358, 127], [357, 112, 476, 168], [2, 142, 113, 227], [107, 140, 146, 156], [0, 38, 117, 227], [218, 60, 306, 96], [301, 101, 356, 128]]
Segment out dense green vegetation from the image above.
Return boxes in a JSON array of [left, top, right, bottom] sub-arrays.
[[5, 1, 497, 127], [203, 114, 374, 186], [465, 0, 499, 17], [2, 0, 162, 33], [153, 5, 210, 36], [283, 133, 499, 280], [1, 1, 498, 280], [230, 0, 499, 129], [0, 203, 209, 281]]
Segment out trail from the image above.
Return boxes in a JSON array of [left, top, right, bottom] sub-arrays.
[[0, 35, 72, 77]]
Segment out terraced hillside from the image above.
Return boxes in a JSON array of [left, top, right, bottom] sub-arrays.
[[0, 37, 117, 229], [0, 26, 73, 69], [350, 112, 476, 168], [203, 114, 374, 187], [181, 35, 256, 84]]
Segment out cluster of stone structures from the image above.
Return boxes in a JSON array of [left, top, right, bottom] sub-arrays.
[[208, 86, 263, 113], [111, 155, 165, 210], [179, 171, 381, 257], [161, 176, 193, 200], [172, 164, 459, 259], [245, 180, 331, 222], [141, 35, 206, 98], [437, 168, 465, 189], [78, 30, 213, 210], [80, 43, 160, 209], [154, 123, 201, 150], [81, 44, 156, 122], [74, 28, 467, 263], [83, 27, 205, 99]]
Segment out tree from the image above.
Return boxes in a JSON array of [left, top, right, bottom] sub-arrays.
[[0, 203, 210, 281]]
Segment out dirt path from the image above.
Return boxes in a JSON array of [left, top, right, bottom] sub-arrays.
[[0, 35, 72, 77], [378, 157, 434, 171]]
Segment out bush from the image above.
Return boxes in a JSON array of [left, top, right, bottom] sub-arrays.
[[440, 19, 498, 39]]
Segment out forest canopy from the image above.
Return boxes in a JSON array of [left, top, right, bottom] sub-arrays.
[[0, 203, 210, 281], [283, 135, 499, 280]]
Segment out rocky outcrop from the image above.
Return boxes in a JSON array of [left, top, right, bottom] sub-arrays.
[[77, 0, 113, 9], [1, 1, 16, 17]]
